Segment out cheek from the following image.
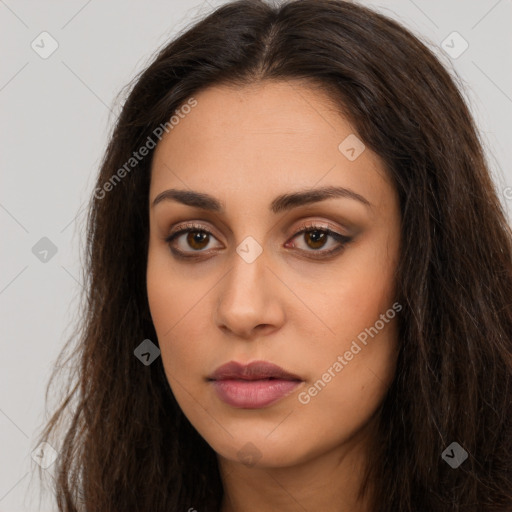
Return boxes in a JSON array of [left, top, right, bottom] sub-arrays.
[[299, 233, 399, 407], [146, 249, 215, 384], [147, 250, 187, 370], [146, 242, 197, 334], [146, 256, 173, 337], [296, 315, 398, 450], [310, 249, 398, 344], [345, 230, 399, 318]]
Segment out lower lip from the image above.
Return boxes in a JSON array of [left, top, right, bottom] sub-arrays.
[[210, 379, 302, 408]]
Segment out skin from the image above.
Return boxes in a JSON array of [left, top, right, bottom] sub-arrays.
[[146, 80, 401, 512]]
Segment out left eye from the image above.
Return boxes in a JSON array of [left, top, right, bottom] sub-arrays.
[[287, 226, 352, 255], [165, 223, 352, 259]]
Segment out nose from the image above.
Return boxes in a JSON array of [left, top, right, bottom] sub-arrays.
[[214, 250, 286, 340]]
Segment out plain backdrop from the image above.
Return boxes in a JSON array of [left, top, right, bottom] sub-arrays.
[[1, 0, 511, 510]]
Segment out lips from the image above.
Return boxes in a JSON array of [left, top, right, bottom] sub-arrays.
[[208, 360, 302, 381], [208, 360, 303, 409]]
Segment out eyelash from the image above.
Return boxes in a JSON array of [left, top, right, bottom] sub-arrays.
[[165, 222, 352, 260]]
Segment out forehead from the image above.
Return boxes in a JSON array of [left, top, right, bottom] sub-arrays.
[[149, 81, 394, 213], [154, 80, 352, 157]]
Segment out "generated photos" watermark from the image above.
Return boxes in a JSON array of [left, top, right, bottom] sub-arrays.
[[298, 301, 402, 404]]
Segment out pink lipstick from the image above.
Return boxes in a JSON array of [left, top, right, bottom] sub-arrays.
[[208, 360, 303, 409]]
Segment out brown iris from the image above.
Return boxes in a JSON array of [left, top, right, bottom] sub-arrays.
[[304, 230, 327, 249], [187, 231, 209, 250]]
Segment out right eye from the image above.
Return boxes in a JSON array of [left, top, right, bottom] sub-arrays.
[[165, 222, 222, 258]]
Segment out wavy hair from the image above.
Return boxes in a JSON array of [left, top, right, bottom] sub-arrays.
[[35, 0, 512, 510]]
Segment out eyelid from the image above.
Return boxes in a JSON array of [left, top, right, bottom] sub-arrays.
[[293, 220, 349, 237], [167, 221, 219, 239]]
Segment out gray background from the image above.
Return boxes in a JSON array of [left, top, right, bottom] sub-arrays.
[[1, 0, 511, 510]]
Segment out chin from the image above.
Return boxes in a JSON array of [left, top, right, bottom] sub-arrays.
[[204, 426, 312, 469]]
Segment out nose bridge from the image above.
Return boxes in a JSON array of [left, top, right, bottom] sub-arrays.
[[215, 239, 281, 336], [223, 242, 267, 308]]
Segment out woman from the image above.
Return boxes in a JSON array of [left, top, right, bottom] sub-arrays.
[[36, 0, 512, 510]]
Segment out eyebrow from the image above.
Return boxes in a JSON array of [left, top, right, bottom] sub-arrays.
[[151, 185, 372, 213]]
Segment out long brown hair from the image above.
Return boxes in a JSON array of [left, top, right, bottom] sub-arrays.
[[35, 1, 512, 510]]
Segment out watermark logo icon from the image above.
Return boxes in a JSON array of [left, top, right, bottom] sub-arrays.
[[237, 442, 262, 467], [32, 237, 58, 263], [236, 236, 263, 264], [31, 31, 59, 59], [441, 31, 469, 59], [441, 441, 468, 468], [134, 339, 161, 366], [338, 134, 366, 161], [32, 441, 58, 469]]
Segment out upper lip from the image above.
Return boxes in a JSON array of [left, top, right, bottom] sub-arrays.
[[208, 360, 302, 381]]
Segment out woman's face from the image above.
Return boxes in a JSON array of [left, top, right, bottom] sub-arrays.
[[147, 80, 401, 469]]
